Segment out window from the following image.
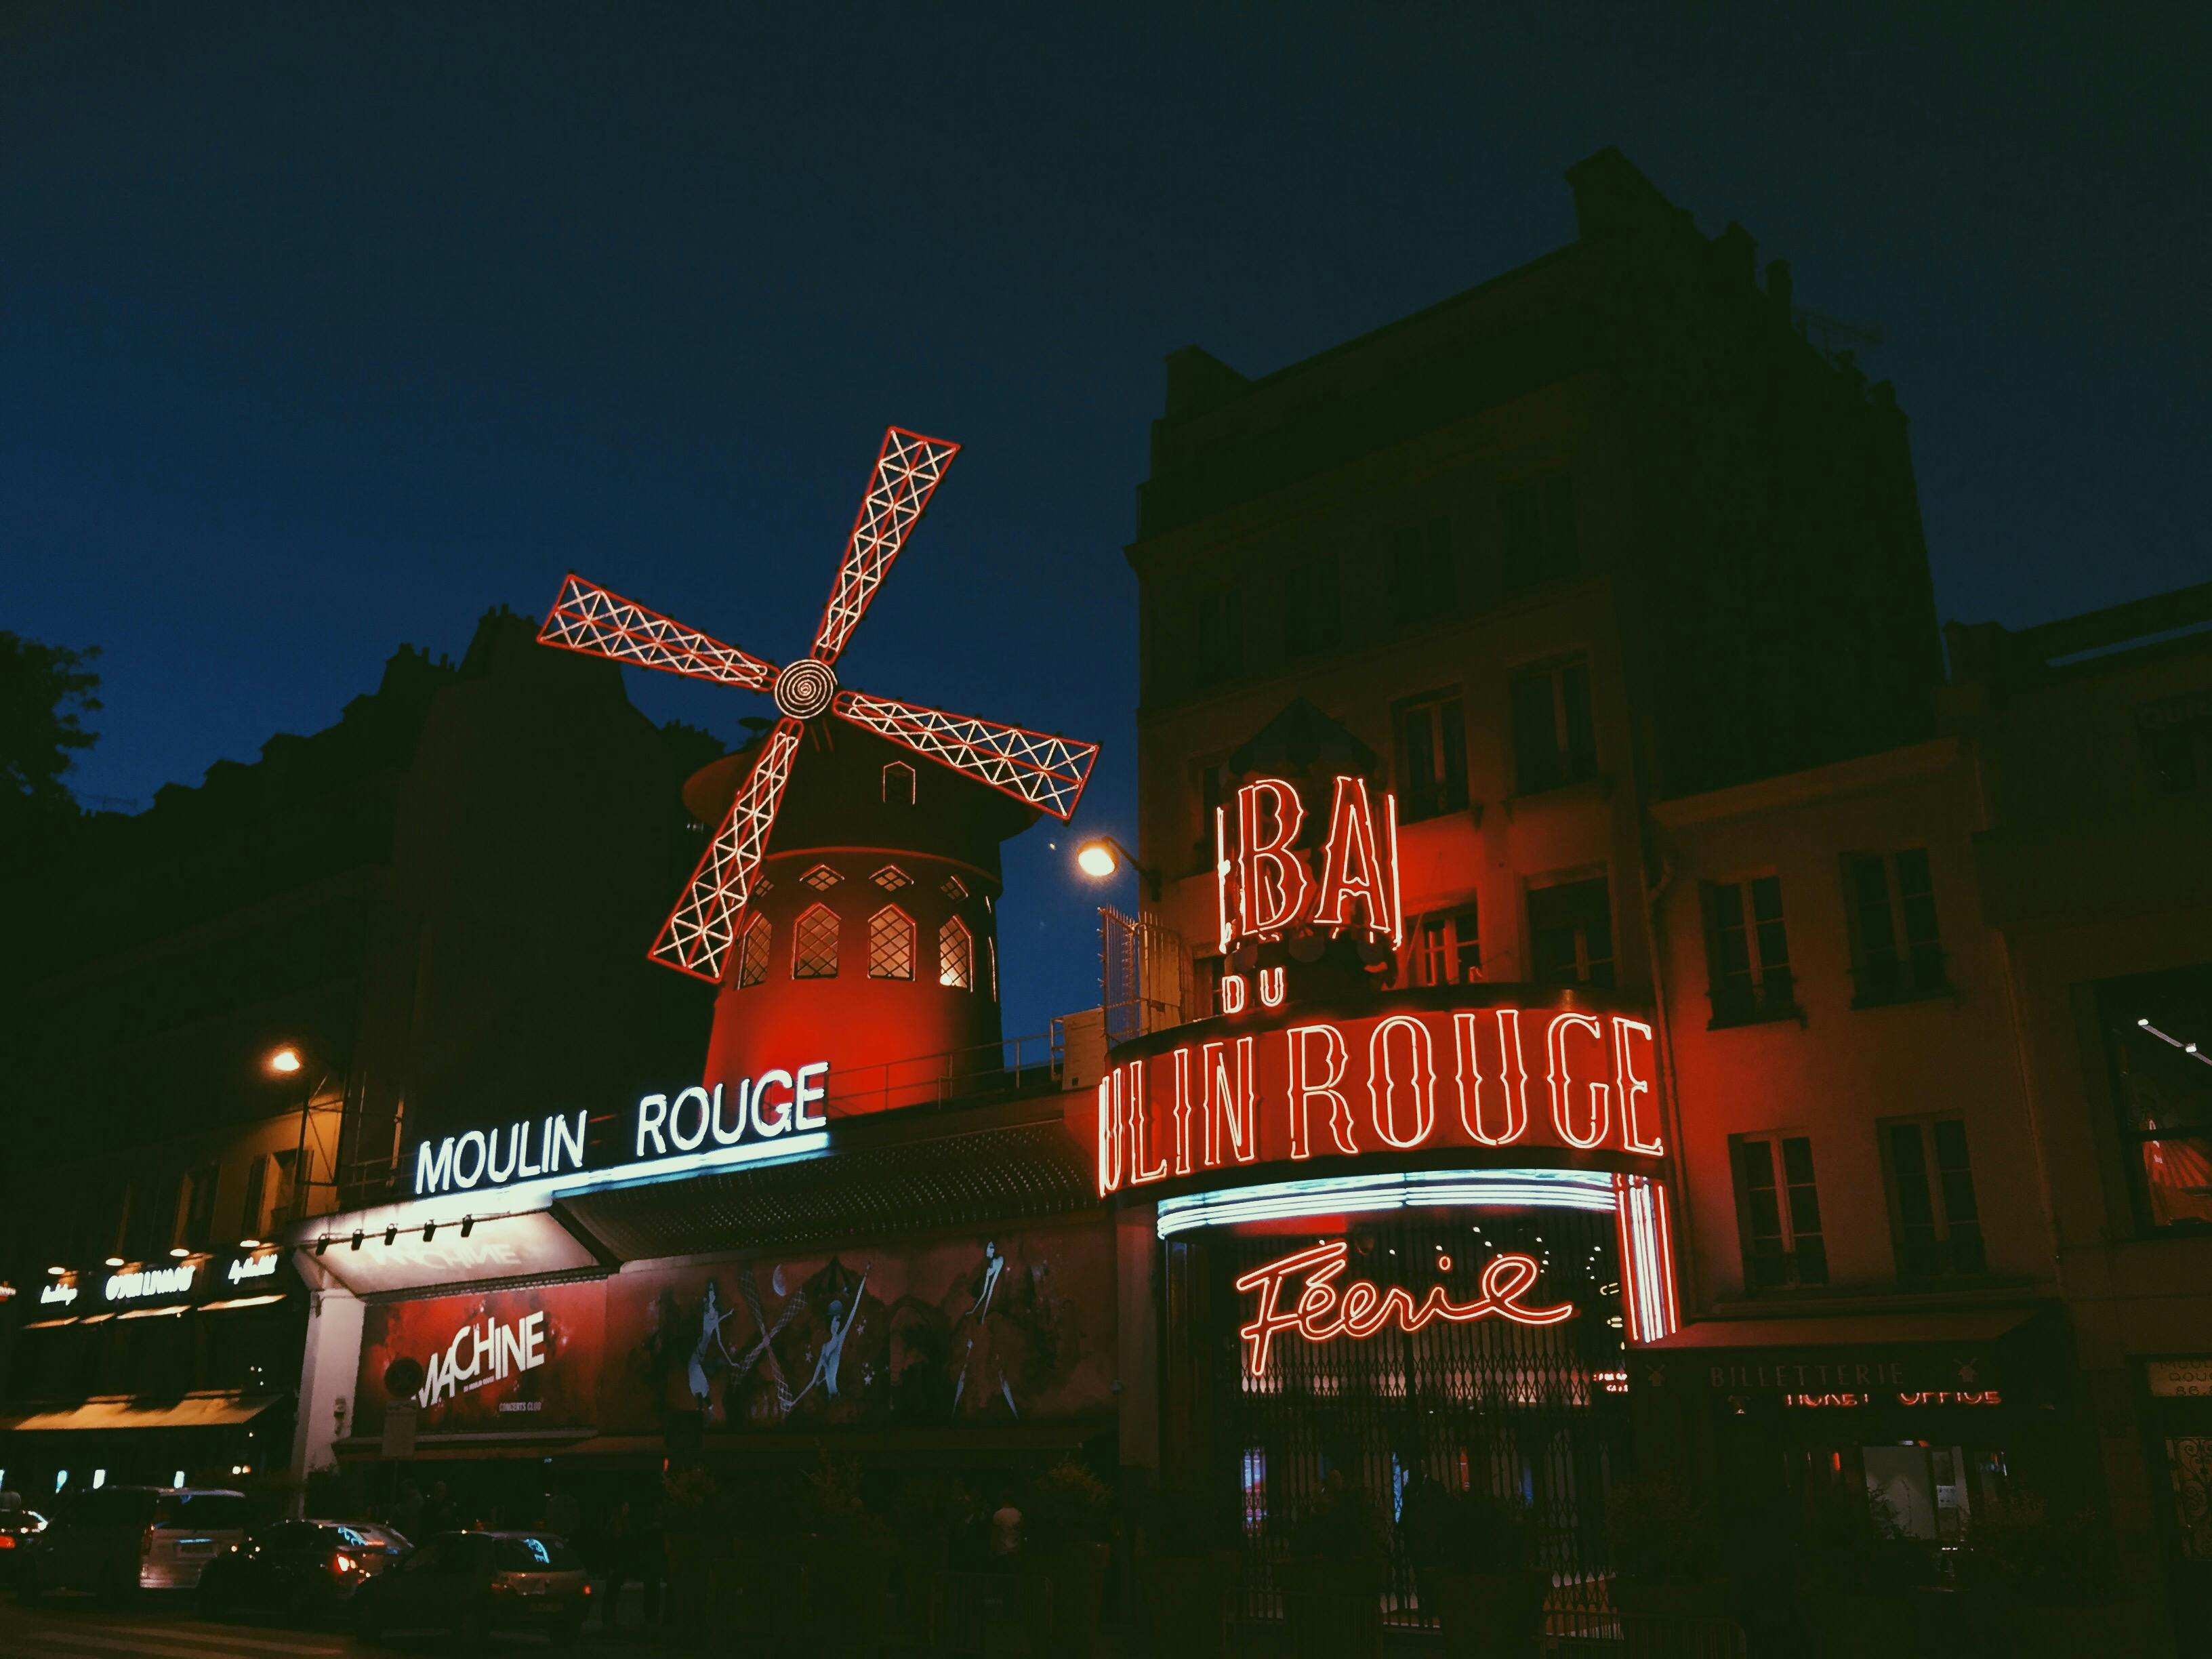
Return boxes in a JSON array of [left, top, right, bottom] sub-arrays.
[[1192, 955, 1225, 1019], [1883, 1118, 1987, 1278], [1509, 659, 1597, 794], [871, 865, 913, 893], [736, 916, 772, 988], [1412, 906, 1481, 987], [1846, 850, 1946, 1005], [2138, 691, 2212, 796], [867, 907, 915, 980], [800, 864, 842, 891], [2098, 965, 2212, 1231], [1500, 474, 1580, 593], [1387, 517, 1456, 627], [239, 1157, 267, 1241], [882, 762, 916, 806], [1705, 876, 1797, 1025], [939, 917, 973, 990], [1282, 554, 1343, 657], [793, 905, 840, 979], [1394, 692, 1469, 823], [939, 874, 969, 901], [174, 1162, 217, 1250], [1529, 877, 1614, 988], [1732, 1134, 1828, 1288], [1196, 587, 1245, 684]]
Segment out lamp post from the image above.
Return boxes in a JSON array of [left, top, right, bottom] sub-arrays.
[[1074, 834, 1160, 901]]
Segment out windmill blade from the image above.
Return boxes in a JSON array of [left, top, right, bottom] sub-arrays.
[[539, 573, 780, 693], [651, 718, 805, 981], [833, 689, 1099, 821], [808, 428, 961, 665]]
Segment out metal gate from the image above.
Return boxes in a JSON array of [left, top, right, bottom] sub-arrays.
[[1209, 1209, 1633, 1625]]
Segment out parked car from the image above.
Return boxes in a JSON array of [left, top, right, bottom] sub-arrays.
[[199, 1519, 411, 1618], [20, 1486, 249, 1597], [0, 1494, 49, 1577], [353, 1530, 588, 1645]]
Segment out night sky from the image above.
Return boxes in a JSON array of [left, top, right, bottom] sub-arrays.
[[5, 3, 2205, 1038]]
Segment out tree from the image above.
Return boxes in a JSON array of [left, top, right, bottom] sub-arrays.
[[0, 631, 102, 810]]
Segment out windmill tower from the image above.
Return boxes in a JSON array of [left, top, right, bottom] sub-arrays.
[[536, 427, 1099, 1113]]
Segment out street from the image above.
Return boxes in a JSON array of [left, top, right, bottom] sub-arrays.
[[0, 1593, 644, 1659]]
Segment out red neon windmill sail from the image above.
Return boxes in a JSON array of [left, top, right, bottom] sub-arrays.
[[538, 426, 1101, 983]]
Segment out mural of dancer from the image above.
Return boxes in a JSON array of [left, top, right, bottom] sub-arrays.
[[949, 1238, 1026, 1420], [688, 1279, 736, 1415], [792, 1262, 872, 1407]]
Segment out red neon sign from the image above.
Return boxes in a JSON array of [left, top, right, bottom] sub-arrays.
[[1221, 775, 1401, 954], [1097, 998, 1664, 1195], [1233, 1240, 1574, 1376]]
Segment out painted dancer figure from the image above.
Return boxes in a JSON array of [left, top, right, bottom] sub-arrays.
[[950, 1239, 1022, 1419], [792, 1263, 872, 1406], [687, 1280, 736, 1415]]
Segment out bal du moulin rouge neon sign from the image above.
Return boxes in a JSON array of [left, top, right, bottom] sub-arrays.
[[1097, 773, 1666, 1195]]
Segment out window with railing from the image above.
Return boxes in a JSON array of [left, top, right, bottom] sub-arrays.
[[1387, 516, 1456, 628], [1509, 659, 1598, 795], [1196, 586, 1245, 686], [1733, 1133, 1828, 1288], [1412, 905, 1481, 987], [1394, 691, 1469, 823], [1500, 474, 1579, 594], [1846, 849, 1948, 1005], [1282, 554, 1343, 658], [1704, 876, 1798, 1025], [1883, 1117, 1986, 1278], [2099, 964, 2212, 1232], [1530, 876, 1614, 989]]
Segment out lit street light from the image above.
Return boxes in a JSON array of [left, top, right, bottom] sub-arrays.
[[1075, 834, 1160, 900]]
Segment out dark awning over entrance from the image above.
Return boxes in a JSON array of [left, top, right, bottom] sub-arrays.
[[1633, 1307, 2050, 1397], [556, 1094, 1097, 1261]]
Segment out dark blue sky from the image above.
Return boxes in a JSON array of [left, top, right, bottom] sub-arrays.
[[6, 3, 2205, 1036]]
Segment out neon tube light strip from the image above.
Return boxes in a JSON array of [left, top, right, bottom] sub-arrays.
[[1155, 1168, 1618, 1238]]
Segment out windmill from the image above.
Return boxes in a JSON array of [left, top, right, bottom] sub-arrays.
[[537, 427, 1100, 985]]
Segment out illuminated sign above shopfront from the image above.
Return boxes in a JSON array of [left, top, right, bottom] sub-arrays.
[[409, 1065, 833, 1200], [1234, 1239, 1574, 1377], [1216, 775, 1401, 958], [104, 1262, 195, 1303], [1096, 991, 1663, 1197]]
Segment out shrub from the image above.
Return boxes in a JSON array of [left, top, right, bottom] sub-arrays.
[[1026, 1459, 1113, 1552]]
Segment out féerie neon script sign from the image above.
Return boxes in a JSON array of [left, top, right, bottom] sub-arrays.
[[1233, 1240, 1574, 1376]]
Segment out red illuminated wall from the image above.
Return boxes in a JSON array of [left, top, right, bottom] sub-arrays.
[[353, 1280, 606, 1437], [687, 726, 1038, 1107]]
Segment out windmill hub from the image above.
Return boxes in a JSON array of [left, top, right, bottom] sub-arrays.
[[773, 657, 838, 720]]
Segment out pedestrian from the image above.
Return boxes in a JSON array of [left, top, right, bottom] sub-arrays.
[[545, 1485, 581, 1541], [600, 1498, 635, 1627], [392, 1478, 424, 1541], [422, 1479, 455, 1534]]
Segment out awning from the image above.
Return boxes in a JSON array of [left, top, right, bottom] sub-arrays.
[[0, 1391, 284, 1434], [1634, 1307, 2050, 1396]]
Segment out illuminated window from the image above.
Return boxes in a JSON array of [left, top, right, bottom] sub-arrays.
[[753, 876, 775, 895], [1500, 474, 1578, 594], [800, 863, 842, 891], [883, 762, 915, 805], [1883, 1118, 1985, 1279], [868, 907, 915, 980], [793, 905, 840, 979], [1393, 691, 1468, 822], [1196, 587, 1245, 686], [1704, 877, 1796, 1025], [737, 915, 772, 987], [939, 874, 968, 901], [1732, 1134, 1828, 1288], [1528, 876, 1613, 989], [872, 865, 913, 893], [1282, 554, 1343, 658], [2098, 966, 2212, 1232], [1387, 516, 1456, 627], [1844, 850, 1946, 1006], [1413, 906, 1480, 987], [939, 917, 973, 990], [1509, 659, 1597, 794]]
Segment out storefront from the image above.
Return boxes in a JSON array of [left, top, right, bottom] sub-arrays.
[[0, 1246, 303, 1500], [1099, 766, 1680, 1624]]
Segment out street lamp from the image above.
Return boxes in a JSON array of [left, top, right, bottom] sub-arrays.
[[1074, 834, 1160, 901], [266, 1046, 302, 1075]]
